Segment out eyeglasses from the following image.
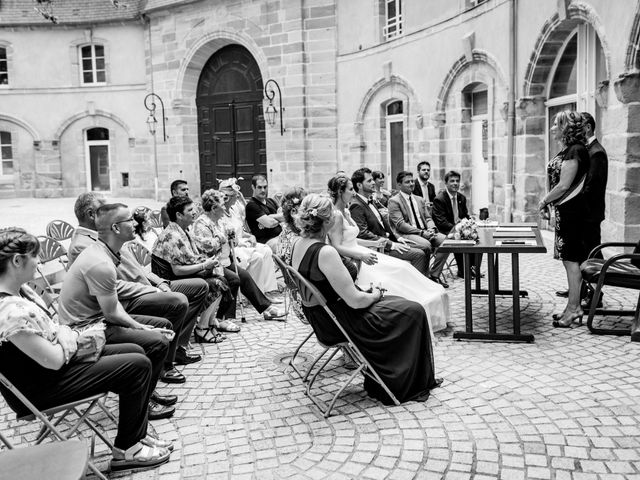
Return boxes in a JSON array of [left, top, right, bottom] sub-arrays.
[[113, 217, 134, 225]]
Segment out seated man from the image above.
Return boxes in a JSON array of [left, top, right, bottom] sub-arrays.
[[388, 171, 449, 286], [245, 175, 283, 252], [68, 192, 206, 378], [58, 203, 175, 420], [0, 227, 171, 473]]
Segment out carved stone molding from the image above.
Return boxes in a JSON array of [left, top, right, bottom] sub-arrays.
[[614, 71, 640, 104], [431, 111, 446, 127]]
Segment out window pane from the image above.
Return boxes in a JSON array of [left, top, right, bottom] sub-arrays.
[[87, 128, 109, 141], [471, 90, 488, 116], [387, 1, 396, 19], [82, 59, 93, 71], [96, 71, 106, 83], [0, 48, 6, 60], [387, 100, 403, 115], [549, 35, 577, 99], [81, 45, 92, 58], [0, 131, 11, 144], [95, 58, 105, 70], [1, 146, 12, 160], [94, 45, 104, 57], [2, 161, 14, 175], [0, 59, 6, 70], [83, 72, 94, 83], [0, 73, 7, 85]]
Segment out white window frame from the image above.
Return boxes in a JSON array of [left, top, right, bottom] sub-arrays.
[[79, 44, 106, 85], [544, 24, 598, 164], [383, 0, 403, 41], [0, 130, 14, 178], [85, 133, 111, 192], [0, 46, 8, 86]]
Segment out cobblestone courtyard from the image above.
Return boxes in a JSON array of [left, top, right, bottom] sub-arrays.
[[1, 198, 639, 480]]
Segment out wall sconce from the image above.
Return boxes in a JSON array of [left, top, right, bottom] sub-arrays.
[[143, 93, 166, 142], [264, 79, 284, 136]]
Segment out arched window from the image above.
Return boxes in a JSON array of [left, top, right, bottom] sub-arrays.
[[80, 44, 106, 85], [85, 128, 110, 191], [546, 24, 606, 160]]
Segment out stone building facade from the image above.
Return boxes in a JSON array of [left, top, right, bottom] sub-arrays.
[[0, 0, 638, 241]]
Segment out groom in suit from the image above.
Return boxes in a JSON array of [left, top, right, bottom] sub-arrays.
[[432, 170, 481, 279], [349, 168, 431, 280], [387, 171, 449, 287]]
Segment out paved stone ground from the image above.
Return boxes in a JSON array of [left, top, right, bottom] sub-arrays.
[[1, 198, 639, 479]]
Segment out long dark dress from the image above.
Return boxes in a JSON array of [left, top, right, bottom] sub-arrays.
[[547, 143, 590, 262], [296, 241, 437, 405]]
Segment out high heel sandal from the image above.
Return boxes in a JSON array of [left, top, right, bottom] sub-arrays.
[[194, 327, 225, 344], [552, 309, 584, 328]]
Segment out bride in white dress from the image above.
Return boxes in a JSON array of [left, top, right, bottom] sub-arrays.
[[326, 175, 450, 333]]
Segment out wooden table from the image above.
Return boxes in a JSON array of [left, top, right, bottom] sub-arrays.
[[438, 224, 547, 342]]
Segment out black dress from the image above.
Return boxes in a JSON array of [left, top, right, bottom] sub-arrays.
[[547, 143, 590, 262], [297, 241, 437, 405]]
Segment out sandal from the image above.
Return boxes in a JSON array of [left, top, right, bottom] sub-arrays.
[[142, 434, 174, 452], [194, 327, 225, 344], [263, 306, 286, 321], [111, 442, 170, 472], [218, 319, 241, 333]]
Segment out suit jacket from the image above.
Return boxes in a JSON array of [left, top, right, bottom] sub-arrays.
[[584, 139, 608, 223], [388, 193, 436, 237], [432, 190, 470, 234], [413, 180, 436, 203], [349, 194, 395, 250]]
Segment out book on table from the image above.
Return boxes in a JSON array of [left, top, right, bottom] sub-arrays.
[[492, 230, 536, 238]]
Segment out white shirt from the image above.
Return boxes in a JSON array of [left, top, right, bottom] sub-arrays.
[[356, 193, 383, 226], [587, 135, 596, 147], [399, 191, 425, 229]]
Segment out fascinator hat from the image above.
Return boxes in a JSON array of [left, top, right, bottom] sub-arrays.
[[218, 177, 244, 191]]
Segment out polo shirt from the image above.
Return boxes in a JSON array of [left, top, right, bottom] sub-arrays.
[[246, 197, 282, 244]]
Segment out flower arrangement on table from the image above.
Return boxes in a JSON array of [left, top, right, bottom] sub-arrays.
[[449, 218, 480, 243]]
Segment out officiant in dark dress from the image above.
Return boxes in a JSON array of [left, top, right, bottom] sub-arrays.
[[290, 194, 439, 405], [538, 111, 590, 328]]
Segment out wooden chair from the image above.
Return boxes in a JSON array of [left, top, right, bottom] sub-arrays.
[[581, 241, 640, 336], [284, 264, 400, 417], [45, 220, 75, 242], [0, 373, 109, 479], [272, 254, 313, 380], [0, 433, 89, 480]]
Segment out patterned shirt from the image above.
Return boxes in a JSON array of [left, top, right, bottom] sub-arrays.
[[153, 221, 207, 266], [192, 214, 231, 267], [0, 285, 58, 344]]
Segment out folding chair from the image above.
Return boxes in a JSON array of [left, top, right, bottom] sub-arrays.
[[581, 241, 640, 336], [284, 264, 400, 417], [273, 254, 313, 379], [36, 236, 69, 294], [45, 220, 75, 242], [0, 432, 89, 480], [0, 373, 109, 479], [147, 210, 163, 230], [126, 242, 151, 267]]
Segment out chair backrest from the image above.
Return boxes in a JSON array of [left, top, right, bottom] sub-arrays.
[[37, 236, 69, 271], [147, 210, 163, 229], [126, 242, 151, 267], [26, 281, 58, 314], [45, 220, 75, 242], [272, 253, 298, 292]]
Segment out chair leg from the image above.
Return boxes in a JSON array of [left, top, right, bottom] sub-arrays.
[[324, 364, 366, 418], [290, 330, 314, 379], [587, 282, 636, 336], [306, 348, 341, 411], [302, 347, 331, 384]]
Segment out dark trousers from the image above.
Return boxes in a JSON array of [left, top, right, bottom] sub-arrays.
[[168, 278, 209, 347], [122, 293, 188, 369], [217, 264, 271, 319], [387, 246, 429, 276], [23, 344, 152, 450], [105, 315, 169, 395], [454, 253, 483, 275], [584, 220, 603, 259]]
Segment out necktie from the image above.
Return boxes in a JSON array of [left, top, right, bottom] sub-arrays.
[[367, 197, 373, 205], [452, 196, 459, 223], [409, 195, 423, 229]]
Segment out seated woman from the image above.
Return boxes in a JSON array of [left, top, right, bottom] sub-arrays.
[[192, 189, 285, 326], [219, 179, 279, 297], [326, 175, 450, 333], [371, 170, 392, 208], [0, 228, 171, 472], [132, 207, 160, 252], [290, 195, 440, 404]]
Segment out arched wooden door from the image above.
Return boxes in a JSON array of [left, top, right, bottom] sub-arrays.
[[197, 44, 266, 196]]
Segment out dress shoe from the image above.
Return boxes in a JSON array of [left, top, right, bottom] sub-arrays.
[[148, 400, 175, 420], [555, 289, 569, 297], [150, 390, 178, 407], [470, 266, 484, 279], [429, 276, 449, 289], [174, 347, 201, 365], [631, 329, 640, 342], [160, 367, 185, 384]]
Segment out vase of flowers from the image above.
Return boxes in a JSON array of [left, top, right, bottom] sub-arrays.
[[450, 218, 480, 243]]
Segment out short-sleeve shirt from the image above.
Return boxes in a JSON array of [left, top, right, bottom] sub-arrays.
[[246, 197, 282, 244], [153, 221, 207, 265], [57, 241, 120, 329]]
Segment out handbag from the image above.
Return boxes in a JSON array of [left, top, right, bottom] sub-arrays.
[[72, 325, 106, 363]]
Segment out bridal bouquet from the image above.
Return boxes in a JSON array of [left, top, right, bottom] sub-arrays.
[[450, 218, 479, 243]]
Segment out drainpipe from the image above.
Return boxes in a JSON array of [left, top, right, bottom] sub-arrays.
[[505, 0, 517, 222]]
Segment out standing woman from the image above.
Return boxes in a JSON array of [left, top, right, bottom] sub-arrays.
[[538, 111, 590, 327]]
